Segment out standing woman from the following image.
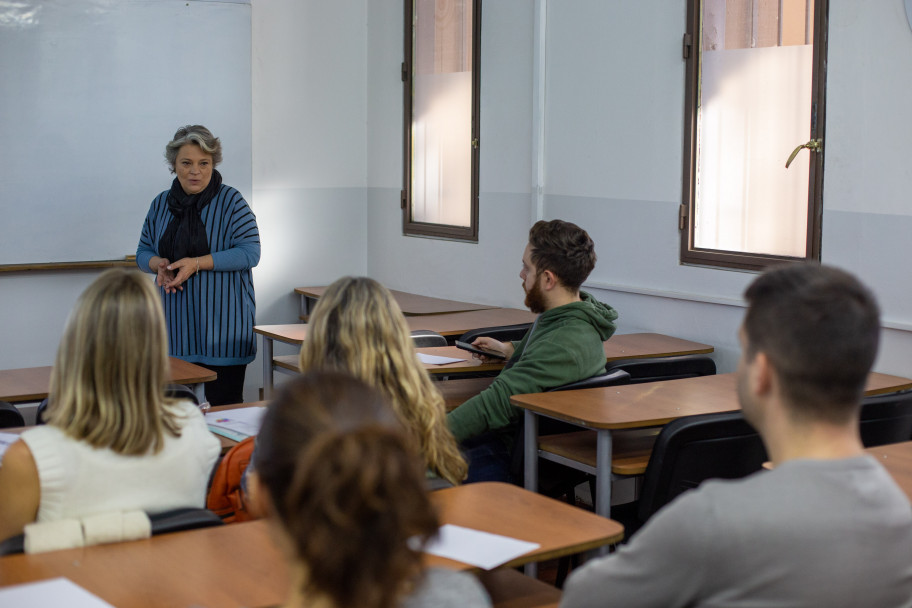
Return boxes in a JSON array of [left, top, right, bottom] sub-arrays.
[[137, 125, 260, 405], [0, 269, 220, 542]]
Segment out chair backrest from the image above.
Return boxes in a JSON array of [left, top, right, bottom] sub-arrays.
[[637, 411, 767, 524], [166, 383, 200, 406], [0, 401, 25, 429], [458, 323, 532, 345], [149, 507, 224, 535], [604, 355, 716, 384], [410, 329, 448, 348], [859, 391, 912, 447], [35, 398, 49, 425], [546, 369, 631, 392], [0, 508, 224, 556]]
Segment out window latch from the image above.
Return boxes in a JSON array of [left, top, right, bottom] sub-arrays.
[[785, 139, 822, 168]]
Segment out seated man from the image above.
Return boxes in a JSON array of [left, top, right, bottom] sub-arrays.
[[561, 263, 912, 608], [447, 219, 618, 482]]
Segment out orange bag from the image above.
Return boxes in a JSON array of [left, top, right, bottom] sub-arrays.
[[206, 436, 256, 523]]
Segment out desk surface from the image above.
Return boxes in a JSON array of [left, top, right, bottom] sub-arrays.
[[273, 346, 506, 377], [511, 372, 912, 430], [867, 441, 912, 503], [603, 332, 712, 361], [0, 482, 618, 607], [255, 308, 538, 345], [0, 358, 217, 404], [296, 286, 499, 316]]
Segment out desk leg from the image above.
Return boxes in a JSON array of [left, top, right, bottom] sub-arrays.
[[262, 337, 274, 399], [523, 410, 540, 578], [595, 429, 613, 518], [300, 294, 315, 320]]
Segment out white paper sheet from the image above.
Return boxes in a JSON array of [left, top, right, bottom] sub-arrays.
[[205, 407, 266, 440], [423, 524, 540, 570], [0, 431, 20, 463], [417, 353, 466, 365], [0, 578, 115, 608]]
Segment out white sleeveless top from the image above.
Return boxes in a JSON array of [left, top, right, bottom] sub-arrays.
[[20, 401, 219, 522]]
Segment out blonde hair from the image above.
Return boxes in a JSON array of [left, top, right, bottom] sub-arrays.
[[47, 268, 183, 455], [299, 277, 467, 485]]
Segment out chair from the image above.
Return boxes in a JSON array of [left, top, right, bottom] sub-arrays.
[[615, 411, 767, 539], [410, 329, 448, 348], [35, 398, 49, 425], [0, 508, 224, 555], [859, 390, 912, 447], [458, 323, 532, 345], [0, 401, 25, 428], [604, 354, 716, 384], [166, 383, 200, 406]]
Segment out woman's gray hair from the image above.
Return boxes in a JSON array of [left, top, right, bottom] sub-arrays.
[[164, 125, 223, 171]]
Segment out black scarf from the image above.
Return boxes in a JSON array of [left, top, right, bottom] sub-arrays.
[[158, 170, 222, 261]]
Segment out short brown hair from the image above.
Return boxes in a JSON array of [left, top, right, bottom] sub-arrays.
[[528, 219, 596, 290], [743, 262, 880, 423], [255, 372, 440, 608]]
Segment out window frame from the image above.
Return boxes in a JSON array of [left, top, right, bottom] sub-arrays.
[[679, 0, 829, 271], [401, 0, 482, 242]]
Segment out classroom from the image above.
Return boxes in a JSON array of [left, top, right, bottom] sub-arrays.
[[1, 1, 910, 399], [2, 1, 912, 605]]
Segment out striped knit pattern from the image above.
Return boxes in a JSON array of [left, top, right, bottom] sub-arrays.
[[137, 184, 260, 366]]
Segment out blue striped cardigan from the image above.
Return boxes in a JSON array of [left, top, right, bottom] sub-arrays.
[[137, 184, 260, 366]]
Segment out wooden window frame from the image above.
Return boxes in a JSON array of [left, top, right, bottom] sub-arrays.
[[679, 0, 828, 271], [402, 0, 482, 242]]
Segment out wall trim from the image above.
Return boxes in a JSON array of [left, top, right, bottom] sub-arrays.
[[584, 280, 912, 334]]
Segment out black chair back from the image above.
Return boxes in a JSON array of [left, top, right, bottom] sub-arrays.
[[458, 323, 532, 345], [410, 330, 448, 348], [636, 412, 767, 524], [859, 391, 912, 447], [605, 355, 716, 384], [0, 401, 25, 429], [166, 384, 200, 406], [35, 398, 49, 425]]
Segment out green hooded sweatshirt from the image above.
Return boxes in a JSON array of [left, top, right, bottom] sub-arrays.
[[447, 291, 618, 442]]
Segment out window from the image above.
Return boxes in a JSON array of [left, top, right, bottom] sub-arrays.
[[680, 0, 828, 271], [402, 0, 481, 241]]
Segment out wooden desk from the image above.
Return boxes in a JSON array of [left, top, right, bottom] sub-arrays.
[[867, 441, 912, 502], [272, 346, 504, 379], [254, 323, 708, 398], [296, 285, 499, 318], [208, 401, 267, 454], [512, 371, 912, 518], [0, 483, 616, 607], [0, 358, 217, 405]]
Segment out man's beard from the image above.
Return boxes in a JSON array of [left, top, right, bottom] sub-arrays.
[[524, 278, 546, 314]]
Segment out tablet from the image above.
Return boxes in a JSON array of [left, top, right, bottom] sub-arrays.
[[455, 340, 507, 360]]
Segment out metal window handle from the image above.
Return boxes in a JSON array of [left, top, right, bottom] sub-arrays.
[[785, 139, 822, 168]]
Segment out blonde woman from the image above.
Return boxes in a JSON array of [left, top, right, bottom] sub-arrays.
[[0, 269, 220, 542], [299, 276, 467, 487]]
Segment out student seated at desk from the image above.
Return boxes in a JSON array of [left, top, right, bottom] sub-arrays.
[[248, 371, 491, 608], [560, 263, 912, 608], [0, 269, 220, 542], [297, 276, 466, 487], [447, 220, 618, 482]]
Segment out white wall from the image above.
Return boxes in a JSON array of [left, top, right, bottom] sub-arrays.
[[4, 0, 912, 396], [365, 0, 912, 377]]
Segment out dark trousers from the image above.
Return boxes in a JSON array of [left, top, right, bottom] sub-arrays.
[[461, 432, 515, 484], [199, 364, 248, 406]]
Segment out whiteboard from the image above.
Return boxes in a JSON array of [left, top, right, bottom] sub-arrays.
[[0, 0, 252, 265]]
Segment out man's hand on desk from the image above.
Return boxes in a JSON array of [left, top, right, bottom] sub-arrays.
[[470, 337, 514, 363]]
